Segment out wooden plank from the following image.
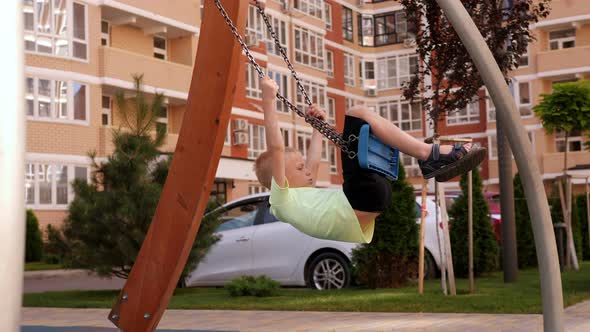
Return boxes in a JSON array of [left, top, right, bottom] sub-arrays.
[[468, 171, 474, 293], [438, 184, 456, 295], [108, 1, 248, 331], [566, 177, 580, 270], [434, 182, 447, 295], [418, 180, 428, 294], [558, 179, 570, 268]]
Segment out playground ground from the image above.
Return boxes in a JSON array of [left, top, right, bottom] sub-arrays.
[[20, 299, 590, 332]]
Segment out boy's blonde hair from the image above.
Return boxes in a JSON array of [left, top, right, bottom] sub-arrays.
[[254, 147, 299, 189]]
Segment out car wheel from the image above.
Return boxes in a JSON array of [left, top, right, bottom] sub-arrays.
[[306, 252, 351, 290]]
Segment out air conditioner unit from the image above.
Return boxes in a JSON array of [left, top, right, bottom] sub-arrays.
[[403, 38, 417, 48], [233, 132, 249, 146], [365, 88, 377, 97], [245, 31, 259, 47], [233, 119, 248, 132]]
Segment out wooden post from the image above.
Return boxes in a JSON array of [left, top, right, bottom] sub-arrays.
[[557, 178, 570, 268], [435, 182, 448, 295], [468, 171, 474, 293], [108, 1, 248, 331], [438, 184, 456, 295], [419, 180, 428, 294], [566, 177, 579, 270]]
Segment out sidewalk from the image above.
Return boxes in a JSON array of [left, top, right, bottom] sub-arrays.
[[21, 300, 590, 332], [23, 269, 125, 294]]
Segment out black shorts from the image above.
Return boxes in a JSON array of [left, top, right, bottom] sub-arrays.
[[341, 115, 392, 212]]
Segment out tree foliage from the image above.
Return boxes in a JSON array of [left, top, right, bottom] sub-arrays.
[[533, 80, 590, 134], [449, 168, 499, 277], [513, 173, 536, 268], [25, 210, 43, 262], [351, 165, 419, 288], [400, 0, 550, 131], [46, 75, 222, 280]]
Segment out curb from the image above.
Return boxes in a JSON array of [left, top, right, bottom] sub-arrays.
[[24, 269, 91, 280]]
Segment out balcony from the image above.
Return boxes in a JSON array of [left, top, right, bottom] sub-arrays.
[[537, 45, 590, 77], [542, 151, 590, 175], [99, 46, 192, 98]]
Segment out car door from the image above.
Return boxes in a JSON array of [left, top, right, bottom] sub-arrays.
[[250, 201, 312, 282], [186, 201, 263, 285]]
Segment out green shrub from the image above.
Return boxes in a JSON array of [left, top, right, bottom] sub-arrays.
[[513, 174, 537, 268], [576, 194, 589, 261], [351, 165, 419, 288], [25, 210, 43, 262], [449, 168, 499, 277], [549, 185, 584, 265], [225, 275, 280, 297]]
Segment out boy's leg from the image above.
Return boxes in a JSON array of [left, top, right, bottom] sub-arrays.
[[347, 106, 431, 160]]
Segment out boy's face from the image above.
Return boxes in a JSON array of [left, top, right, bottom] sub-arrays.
[[285, 151, 313, 188]]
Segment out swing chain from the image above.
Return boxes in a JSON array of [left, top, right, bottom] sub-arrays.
[[213, 0, 356, 159]]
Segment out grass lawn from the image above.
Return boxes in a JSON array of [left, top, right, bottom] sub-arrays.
[[23, 262, 590, 314], [25, 262, 63, 272]]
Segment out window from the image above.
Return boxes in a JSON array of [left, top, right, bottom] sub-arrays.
[[23, 0, 88, 60], [518, 81, 533, 117], [329, 145, 338, 174], [327, 97, 336, 125], [296, 131, 312, 157], [225, 125, 231, 145], [217, 203, 259, 232], [326, 50, 334, 77], [401, 153, 420, 177], [342, 7, 353, 42], [210, 180, 227, 205], [280, 127, 292, 147], [555, 129, 583, 152], [358, 11, 416, 47], [519, 46, 529, 67], [321, 139, 329, 161], [378, 100, 422, 131], [248, 123, 266, 159], [486, 90, 496, 122], [294, 26, 325, 70], [361, 61, 376, 88], [294, 0, 323, 19], [490, 131, 534, 159], [376, 54, 418, 90], [25, 162, 88, 208], [345, 97, 360, 113], [102, 95, 111, 126], [344, 53, 355, 86], [153, 36, 167, 60], [549, 29, 575, 50], [268, 70, 289, 113], [248, 185, 268, 195], [265, 14, 288, 57], [447, 99, 480, 125], [25, 76, 87, 123], [246, 63, 263, 99], [156, 105, 168, 133], [325, 3, 332, 30], [296, 79, 326, 112], [200, 0, 204, 19], [101, 20, 110, 46], [247, 5, 264, 44]]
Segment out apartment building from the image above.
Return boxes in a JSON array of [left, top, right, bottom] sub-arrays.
[[23, 0, 590, 228]]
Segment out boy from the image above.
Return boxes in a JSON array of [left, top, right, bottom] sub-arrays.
[[255, 77, 486, 243]]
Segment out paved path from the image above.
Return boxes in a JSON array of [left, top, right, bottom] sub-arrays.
[[21, 300, 590, 332], [23, 270, 125, 293]]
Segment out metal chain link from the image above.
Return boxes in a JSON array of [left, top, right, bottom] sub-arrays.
[[213, 0, 355, 158]]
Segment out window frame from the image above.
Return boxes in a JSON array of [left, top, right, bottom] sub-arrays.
[[25, 162, 89, 210], [294, 25, 325, 70], [342, 7, 353, 42], [446, 98, 481, 126], [267, 69, 290, 113], [326, 50, 334, 78], [548, 28, 576, 51], [101, 20, 110, 46], [23, 0, 89, 61], [325, 3, 332, 31], [25, 76, 89, 125], [344, 53, 355, 87], [248, 123, 267, 160], [246, 63, 263, 100], [101, 95, 112, 126], [378, 99, 422, 132], [555, 129, 583, 153], [265, 14, 288, 57], [153, 35, 167, 60]]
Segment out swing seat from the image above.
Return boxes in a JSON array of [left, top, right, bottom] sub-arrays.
[[357, 124, 400, 181]]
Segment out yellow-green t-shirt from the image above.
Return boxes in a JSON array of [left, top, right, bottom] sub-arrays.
[[269, 178, 374, 243]]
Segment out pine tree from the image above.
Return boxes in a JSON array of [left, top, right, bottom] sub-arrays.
[[46, 75, 221, 279], [351, 165, 419, 288], [513, 173, 537, 268], [449, 168, 499, 277], [25, 210, 43, 262]]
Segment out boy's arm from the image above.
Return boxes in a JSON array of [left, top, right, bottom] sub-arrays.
[[305, 104, 327, 185], [261, 76, 285, 186]]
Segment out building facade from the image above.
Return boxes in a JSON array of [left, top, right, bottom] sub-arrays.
[[23, 0, 590, 229]]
